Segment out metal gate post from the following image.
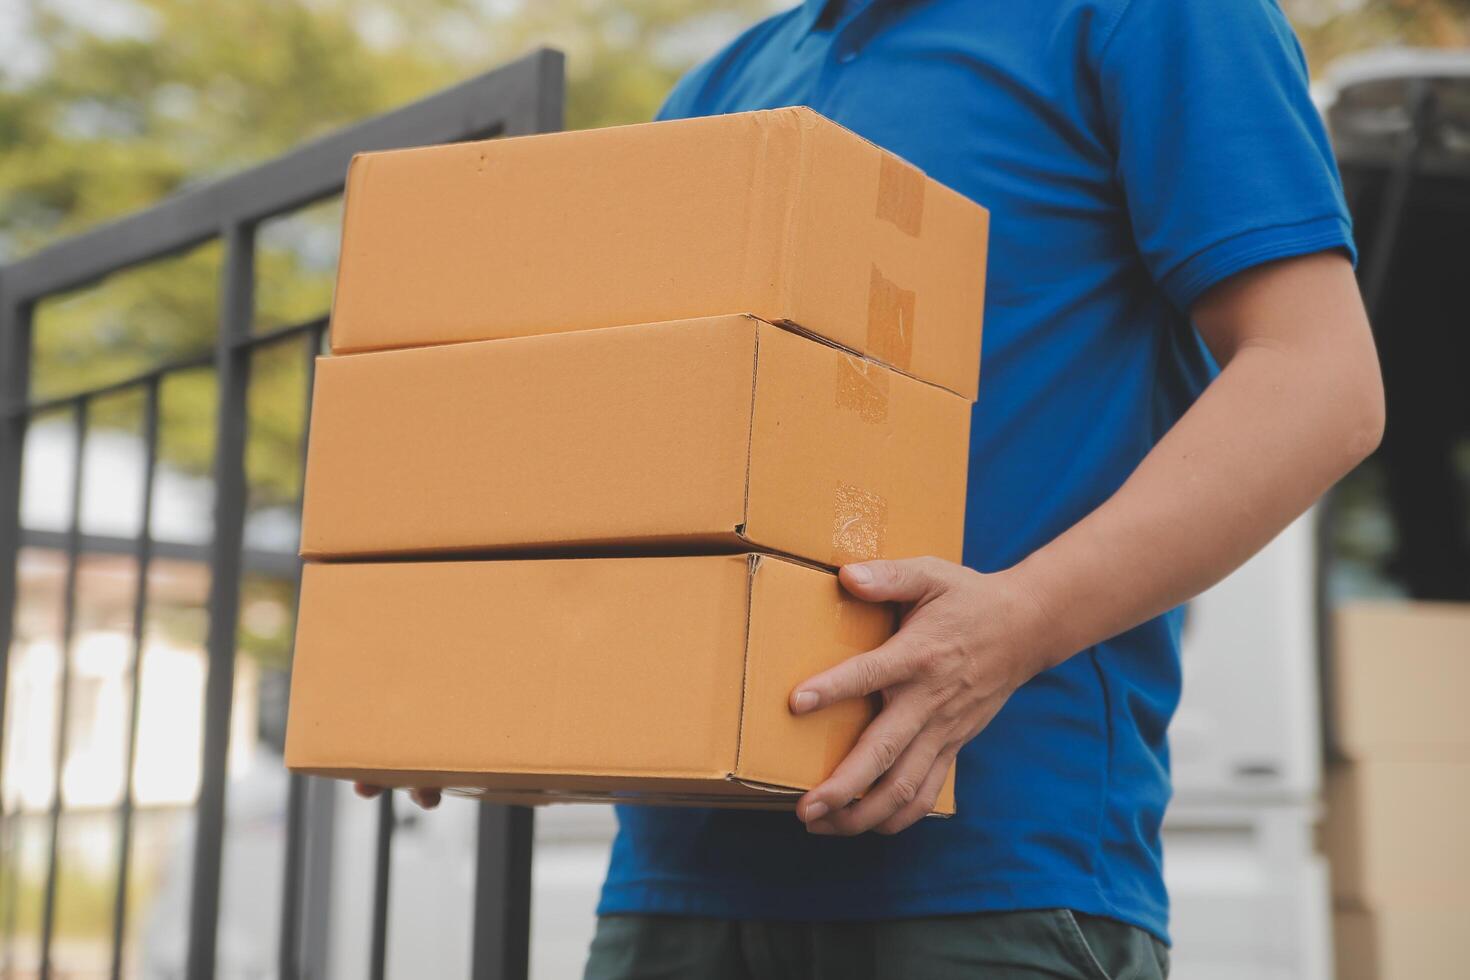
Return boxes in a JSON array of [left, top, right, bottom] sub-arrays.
[[37, 399, 89, 980], [0, 294, 31, 980], [109, 377, 160, 980], [186, 221, 257, 980], [0, 294, 32, 810], [472, 805, 535, 980]]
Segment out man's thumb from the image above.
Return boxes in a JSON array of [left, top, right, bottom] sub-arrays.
[[839, 558, 940, 602]]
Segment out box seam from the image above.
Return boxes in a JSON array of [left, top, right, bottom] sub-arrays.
[[329, 154, 370, 351], [737, 317, 761, 537], [731, 554, 762, 780], [790, 105, 931, 179], [296, 361, 331, 556], [738, 115, 768, 328], [777, 112, 814, 331], [773, 318, 971, 401], [728, 556, 808, 797]]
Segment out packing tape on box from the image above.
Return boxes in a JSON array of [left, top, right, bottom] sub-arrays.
[[835, 355, 890, 423], [877, 154, 925, 237], [832, 482, 888, 565], [867, 265, 916, 373]]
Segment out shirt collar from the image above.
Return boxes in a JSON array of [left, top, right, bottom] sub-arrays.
[[797, 0, 833, 33], [796, 0, 883, 36]]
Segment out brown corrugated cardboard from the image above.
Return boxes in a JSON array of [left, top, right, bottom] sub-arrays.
[[1334, 905, 1469, 980], [300, 315, 971, 565], [1333, 602, 1470, 760], [284, 554, 957, 814], [1323, 760, 1470, 907], [329, 107, 990, 399]]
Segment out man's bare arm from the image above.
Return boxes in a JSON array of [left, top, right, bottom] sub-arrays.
[[1014, 251, 1384, 661], [792, 252, 1384, 835]]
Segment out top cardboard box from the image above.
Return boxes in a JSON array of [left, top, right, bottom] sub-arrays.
[[330, 107, 990, 400], [1333, 601, 1470, 760]]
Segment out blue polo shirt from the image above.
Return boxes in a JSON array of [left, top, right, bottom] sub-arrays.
[[599, 0, 1353, 942]]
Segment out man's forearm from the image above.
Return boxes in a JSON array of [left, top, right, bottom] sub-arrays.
[[1008, 253, 1385, 670]]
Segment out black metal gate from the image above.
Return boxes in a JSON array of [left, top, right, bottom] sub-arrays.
[[0, 48, 564, 980]]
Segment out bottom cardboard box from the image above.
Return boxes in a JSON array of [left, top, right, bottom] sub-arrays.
[[285, 553, 956, 815], [1323, 759, 1470, 907], [1334, 905, 1470, 980]]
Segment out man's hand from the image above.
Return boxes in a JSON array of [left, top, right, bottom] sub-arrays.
[[791, 557, 1055, 837], [354, 783, 442, 810]]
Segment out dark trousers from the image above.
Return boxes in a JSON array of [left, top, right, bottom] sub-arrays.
[[584, 909, 1170, 979]]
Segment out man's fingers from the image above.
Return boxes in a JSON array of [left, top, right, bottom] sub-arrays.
[[790, 559, 956, 715], [797, 693, 928, 821], [790, 632, 919, 714], [806, 731, 947, 836], [839, 558, 947, 604], [353, 783, 441, 811], [874, 746, 957, 836]]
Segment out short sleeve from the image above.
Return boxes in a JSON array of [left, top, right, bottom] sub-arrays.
[[1096, 0, 1356, 310]]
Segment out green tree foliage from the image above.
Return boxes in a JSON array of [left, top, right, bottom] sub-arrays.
[[1286, 0, 1470, 66], [0, 0, 767, 503]]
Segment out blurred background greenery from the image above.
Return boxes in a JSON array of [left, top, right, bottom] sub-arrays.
[[1, 0, 775, 506]]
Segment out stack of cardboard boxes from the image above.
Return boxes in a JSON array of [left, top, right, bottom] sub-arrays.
[[1325, 602, 1470, 979], [284, 108, 990, 815]]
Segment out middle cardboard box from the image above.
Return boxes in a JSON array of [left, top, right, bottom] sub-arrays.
[[300, 313, 971, 567]]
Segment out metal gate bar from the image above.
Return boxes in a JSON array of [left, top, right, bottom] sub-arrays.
[[0, 48, 565, 980], [0, 297, 27, 980], [109, 377, 160, 980], [279, 321, 326, 980], [186, 219, 256, 980], [36, 399, 87, 980], [473, 804, 535, 980], [370, 792, 396, 980]]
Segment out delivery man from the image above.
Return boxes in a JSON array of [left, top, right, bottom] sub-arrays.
[[363, 0, 1385, 975]]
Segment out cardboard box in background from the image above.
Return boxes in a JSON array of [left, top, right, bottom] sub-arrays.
[[1322, 760, 1470, 907], [1332, 602, 1470, 760], [1323, 601, 1470, 979], [301, 315, 971, 566], [329, 107, 990, 400], [1333, 905, 1469, 980], [284, 553, 956, 815]]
